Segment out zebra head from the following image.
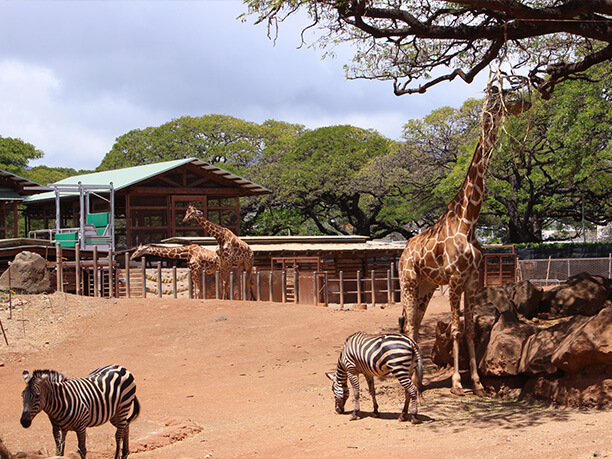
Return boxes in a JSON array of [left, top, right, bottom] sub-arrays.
[[21, 369, 64, 428], [325, 372, 348, 414]]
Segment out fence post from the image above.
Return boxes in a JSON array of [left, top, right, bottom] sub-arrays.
[[314, 272, 319, 306], [387, 269, 392, 304], [546, 256, 551, 285], [125, 252, 131, 299], [357, 270, 362, 305], [324, 272, 329, 307], [282, 270, 287, 303], [93, 246, 99, 297], [75, 243, 81, 296], [242, 271, 247, 300], [294, 270, 299, 304], [141, 256, 146, 298], [269, 271, 274, 302], [339, 271, 344, 308], [202, 270, 207, 300], [157, 262, 162, 298], [230, 272, 235, 300], [256, 271, 261, 301], [215, 271, 220, 299], [55, 243, 62, 293], [188, 270, 193, 299], [172, 266, 178, 299], [371, 270, 376, 308], [109, 249, 114, 298]]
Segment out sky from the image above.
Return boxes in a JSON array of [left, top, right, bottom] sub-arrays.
[[0, 1, 485, 171]]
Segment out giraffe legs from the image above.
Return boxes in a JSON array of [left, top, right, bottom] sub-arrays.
[[449, 276, 485, 396]]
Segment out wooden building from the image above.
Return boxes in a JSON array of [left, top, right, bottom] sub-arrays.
[[22, 158, 270, 250], [0, 169, 42, 239]]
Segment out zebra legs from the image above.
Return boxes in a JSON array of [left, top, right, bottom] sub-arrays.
[[75, 426, 87, 459], [365, 376, 379, 418], [113, 424, 130, 459], [398, 378, 420, 424], [347, 372, 361, 421], [52, 424, 66, 456]]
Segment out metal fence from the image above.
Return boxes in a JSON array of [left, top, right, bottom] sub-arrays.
[[518, 255, 612, 286]]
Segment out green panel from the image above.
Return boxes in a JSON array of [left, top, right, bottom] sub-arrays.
[[87, 212, 109, 228]]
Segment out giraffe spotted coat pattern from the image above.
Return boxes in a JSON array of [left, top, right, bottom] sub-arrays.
[[399, 84, 531, 396], [130, 244, 220, 299], [182, 205, 255, 300]]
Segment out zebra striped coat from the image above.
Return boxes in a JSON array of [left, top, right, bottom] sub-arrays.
[[21, 364, 140, 459], [326, 330, 423, 423]]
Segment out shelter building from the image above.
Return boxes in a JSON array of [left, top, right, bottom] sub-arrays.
[[0, 169, 42, 239], [22, 158, 270, 250]]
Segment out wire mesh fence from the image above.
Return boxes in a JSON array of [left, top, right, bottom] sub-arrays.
[[518, 255, 612, 286]]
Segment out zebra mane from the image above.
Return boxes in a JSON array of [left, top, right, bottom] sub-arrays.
[[31, 369, 67, 383]]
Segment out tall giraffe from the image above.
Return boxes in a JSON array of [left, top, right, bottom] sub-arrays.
[[182, 205, 255, 300], [399, 85, 530, 396], [130, 243, 220, 299]]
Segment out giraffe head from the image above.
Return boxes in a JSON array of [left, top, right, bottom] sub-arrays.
[[182, 205, 203, 224], [486, 84, 531, 117], [130, 244, 148, 260]]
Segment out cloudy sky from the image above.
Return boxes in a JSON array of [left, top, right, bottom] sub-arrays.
[[1, 1, 485, 171]]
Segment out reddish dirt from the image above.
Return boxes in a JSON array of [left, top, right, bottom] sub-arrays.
[[0, 291, 611, 458]]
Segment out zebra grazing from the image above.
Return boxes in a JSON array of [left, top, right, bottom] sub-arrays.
[[326, 322, 423, 423], [20, 364, 140, 459]]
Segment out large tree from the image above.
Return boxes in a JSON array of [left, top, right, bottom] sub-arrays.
[[271, 125, 406, 237], [0, 136, 43, 174], [245, 1, 612, 98], [98, 115, 304, 177]]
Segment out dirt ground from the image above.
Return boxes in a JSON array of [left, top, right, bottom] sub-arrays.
[[0, 291, 610, 459]]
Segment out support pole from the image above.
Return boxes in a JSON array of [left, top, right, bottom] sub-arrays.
[[269, 271, 273, 302], [339, 271, 344, 308], [157, 262, 162, 298], [371, 270, 376, 308], [108, 249, 114, 298], [141, 256, 146, 298], [172, 266, 178, 299], [75, 243, 81, 296], [256, 271, 261, 301], [294, 269, 299, 304], [93, 246, 99, 297], [357, 270, 362, 306], [125, 252, 131, 299]]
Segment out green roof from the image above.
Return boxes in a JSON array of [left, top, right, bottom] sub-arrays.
[[24, 158, 270, 202]]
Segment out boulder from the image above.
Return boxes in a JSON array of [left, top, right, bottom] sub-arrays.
[[505, 280, 543, 319], [551, 306, 612, 373], [475, 287, 517, 315], [540, 272, 609, 317], [518, 315, 590, 375], [0, 251, 54, 294], [430, 312, 496, 370], [479, 310, 536, 377]]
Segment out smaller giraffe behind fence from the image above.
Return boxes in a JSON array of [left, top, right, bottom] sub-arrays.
[[130, 243, 220, 299], [326, 317, 423, 423], [182, 205, 255, 299]]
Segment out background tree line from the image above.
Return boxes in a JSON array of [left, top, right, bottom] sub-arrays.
[[3, 70, 611, 243]]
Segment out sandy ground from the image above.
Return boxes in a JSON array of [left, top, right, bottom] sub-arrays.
[[0, 291, 610, 459]]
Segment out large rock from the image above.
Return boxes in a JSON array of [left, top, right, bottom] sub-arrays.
[[518, 316, 589, 375], [540, 272, 609, 317], [475, 287, 517, 315], [479, 310, 536, 377], [431, 311, 496, 370], [551, 307, 612, 373], [505, 281, 543, 319], [0, 251, 54, 294]]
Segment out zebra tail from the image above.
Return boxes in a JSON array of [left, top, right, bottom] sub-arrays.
[[128, 396, 141, 424], [416, 348, 425, 402], [398, 315, 406, 334]]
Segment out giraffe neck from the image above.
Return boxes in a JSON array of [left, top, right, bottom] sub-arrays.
[[442, 97, 504, 237], [143, 245, 190, 260], [193, 214, 228, 243]]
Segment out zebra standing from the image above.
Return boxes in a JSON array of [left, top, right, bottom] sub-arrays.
[[326, 319, 423, 423], [20, 364, 140, 459]]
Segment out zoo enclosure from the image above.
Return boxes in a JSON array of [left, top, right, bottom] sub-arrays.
[[50, 242, 612, 305]]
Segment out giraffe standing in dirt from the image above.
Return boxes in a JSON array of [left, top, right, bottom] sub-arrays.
[[399, 85, 531, 396], [131, 243, 220, 299], [182, 205, 255, 300]]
